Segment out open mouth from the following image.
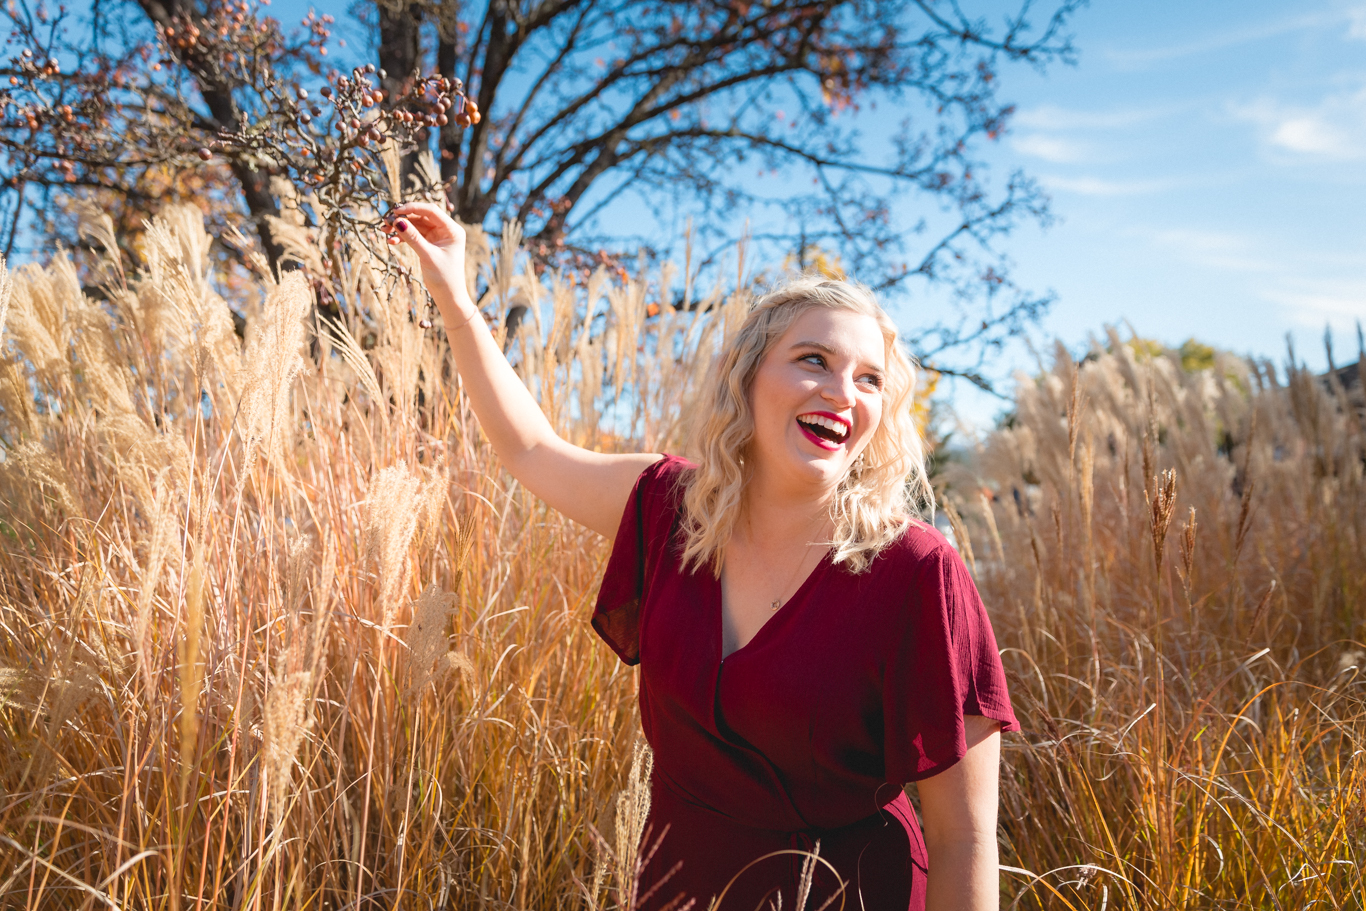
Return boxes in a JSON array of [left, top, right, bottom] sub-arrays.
[[796, 412, 850, 449]]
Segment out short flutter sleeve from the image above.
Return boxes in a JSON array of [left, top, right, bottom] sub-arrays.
[[882, 534, 1019, 784], [591, 455, 689, 666]]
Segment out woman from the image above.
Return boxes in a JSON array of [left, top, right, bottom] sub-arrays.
[[386, 203, 1017, 911]]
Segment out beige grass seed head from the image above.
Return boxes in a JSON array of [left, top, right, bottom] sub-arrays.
[[365, 462, 425, 629], [404, 584, 456, 696], [263, 665, 314, 825]]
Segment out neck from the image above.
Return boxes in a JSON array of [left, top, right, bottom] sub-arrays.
[[737, 470, 835, 548]]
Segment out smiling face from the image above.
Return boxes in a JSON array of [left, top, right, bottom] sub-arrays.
[[746, 306, 887, 497]]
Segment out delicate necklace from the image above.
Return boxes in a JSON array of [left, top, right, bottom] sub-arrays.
[[767, 526, 830, 612]]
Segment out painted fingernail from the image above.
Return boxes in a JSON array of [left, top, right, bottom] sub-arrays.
[[397, 220, 408, 231]]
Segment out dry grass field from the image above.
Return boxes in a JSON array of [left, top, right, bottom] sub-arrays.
[[0, 207, 1361, 910]]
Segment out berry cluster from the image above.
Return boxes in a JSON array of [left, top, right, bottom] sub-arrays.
[[198, 62, 476, 212]]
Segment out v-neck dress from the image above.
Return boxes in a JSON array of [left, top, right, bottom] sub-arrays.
[[592, 456, 1018, 911]]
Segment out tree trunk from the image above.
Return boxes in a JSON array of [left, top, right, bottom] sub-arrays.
[[136, 0, 287, 275], [229, 162, 288, 273], [379, 1, 427, 194], [437, 36, 459, 209]]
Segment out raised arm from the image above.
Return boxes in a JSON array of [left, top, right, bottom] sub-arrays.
[[385, 202, 660, 538]]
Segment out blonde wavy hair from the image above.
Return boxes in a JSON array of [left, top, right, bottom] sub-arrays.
[[679, 276, 933, 576]]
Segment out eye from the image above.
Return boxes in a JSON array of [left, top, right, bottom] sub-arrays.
[[799, 353, 826, 368], [859, 372, 884, 389]]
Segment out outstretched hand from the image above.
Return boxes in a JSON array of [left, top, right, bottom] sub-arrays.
[[382, 201, 473, 311]]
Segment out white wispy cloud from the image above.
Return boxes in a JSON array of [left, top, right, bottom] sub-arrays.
[[1232, 86, 1366, 160], [1261, 280, 1366, 331], [1104, 10, 1346, 69], [1008, 104, 1189, 168], [1144, 227, 1279, 273], [1013, 104, 1178, 132], [1347, 4, 1366, 39], [1010, 133, 1093, 164], [1041, 175, 1178, 197], [1138, 225, 1366, 334]]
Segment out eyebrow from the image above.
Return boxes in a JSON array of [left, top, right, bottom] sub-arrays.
[[790, 340, 885, 373]]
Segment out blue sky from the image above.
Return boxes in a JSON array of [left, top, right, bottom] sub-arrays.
[[936, 0, 1366, 425]]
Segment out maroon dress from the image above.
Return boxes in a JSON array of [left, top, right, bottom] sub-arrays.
[[592, 456, 1018, 911]]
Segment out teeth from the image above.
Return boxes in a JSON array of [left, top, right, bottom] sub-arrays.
[[798, 414, 848, 440]]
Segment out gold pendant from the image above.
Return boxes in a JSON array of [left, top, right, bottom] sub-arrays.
[[770, 599, 781, 612]]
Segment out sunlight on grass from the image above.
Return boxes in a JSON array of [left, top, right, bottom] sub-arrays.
[[0, 209, 1360, 909]]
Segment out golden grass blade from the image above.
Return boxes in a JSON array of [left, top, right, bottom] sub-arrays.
[[615, 738, 654, 909], [135, 470, 177, 695], [178, 541, 207, 791], [322, 314, 386, 418], [0, 256, 11, 342]]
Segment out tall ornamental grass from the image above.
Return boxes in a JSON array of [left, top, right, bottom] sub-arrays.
[[0, 208, 1361, 909], [945, 338, 1364, 909], [0, 206, 742, 910]]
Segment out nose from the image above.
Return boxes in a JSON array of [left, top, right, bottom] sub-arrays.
[[820, 369, 857, 408]]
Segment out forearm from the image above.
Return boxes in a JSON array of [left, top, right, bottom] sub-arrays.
[[428, 261, 660, 533], [925, 836, 999, 911], [388, 205, 658, 536], [428, 266, 561, 475]]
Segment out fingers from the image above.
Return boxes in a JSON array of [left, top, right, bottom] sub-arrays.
[[381, 210, 437, 238], [390, 201, 450, 224], [390, 217, 440, 257], [386, 202, 464, 241]]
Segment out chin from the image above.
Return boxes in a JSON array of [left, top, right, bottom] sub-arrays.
[[791, 448, 852, 484]]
